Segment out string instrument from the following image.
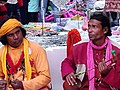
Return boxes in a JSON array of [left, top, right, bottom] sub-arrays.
[[74, 50, 120, 89], [75, 50, 119, 77]]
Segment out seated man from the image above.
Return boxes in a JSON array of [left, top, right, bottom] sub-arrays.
[[61, 12, 120, 90], [0, 17, 51, 90]]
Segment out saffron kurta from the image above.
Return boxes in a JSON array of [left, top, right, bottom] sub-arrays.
[[0, 40, 51, 90], [61, 42, 120, 90]]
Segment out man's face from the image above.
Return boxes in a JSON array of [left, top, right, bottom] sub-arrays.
[[88, 19, 106, 44], [6, 27, 23, 48]]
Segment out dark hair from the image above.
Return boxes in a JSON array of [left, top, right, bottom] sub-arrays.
[[90, 12, 112, 36], [1, 0, 7, 2], [0, 17, 26, 45]]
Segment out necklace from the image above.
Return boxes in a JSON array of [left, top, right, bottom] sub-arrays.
[[94, 48, 106, 67], [93, 48, 106, 86]]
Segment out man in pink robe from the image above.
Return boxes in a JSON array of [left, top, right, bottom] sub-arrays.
[[61, 12, 120, 90]]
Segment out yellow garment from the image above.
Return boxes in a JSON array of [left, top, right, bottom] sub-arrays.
[[1, 38, 31, 80], [0, 18, 22, 37], [0, 39, 51, 90], [71, 14, 84, 20], [23, 38, 31, 80]]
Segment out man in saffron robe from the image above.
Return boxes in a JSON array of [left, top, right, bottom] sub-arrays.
[[61, 12, 120, 90], [0, 17, 51, 90]]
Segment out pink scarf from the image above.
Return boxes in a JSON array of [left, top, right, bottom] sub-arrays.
[[87, 37, 112, 90]]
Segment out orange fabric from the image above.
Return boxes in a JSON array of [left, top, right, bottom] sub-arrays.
[[67, 29, 81, 56], [0, 18, 22, 37], [0, 40, 51, 90]]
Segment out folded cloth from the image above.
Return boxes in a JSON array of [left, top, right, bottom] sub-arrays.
[[67, 28, 81, 56]]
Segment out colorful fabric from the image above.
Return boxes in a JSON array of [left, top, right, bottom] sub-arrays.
[[6, 51, 24, 74], [67, 28, 81, 56], [0, 5, 7, 20], [23, 38, 31, 80], [87, 37, 112, 90], [52, 0, 69, 8], [63, 9, 85, 18], [28, 0, 39, 12], [105, 0, 120, 12], [0, 18, 22, 37], [17, 0, 23, 7]]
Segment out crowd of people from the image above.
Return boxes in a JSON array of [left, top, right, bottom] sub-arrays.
[[1, 0, 119, 25], [0, 0, 59, 24]]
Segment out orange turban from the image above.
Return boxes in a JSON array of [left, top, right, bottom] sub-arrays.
[[0, 18, 22, 37]]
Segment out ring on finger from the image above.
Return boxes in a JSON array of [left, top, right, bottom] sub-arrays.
[[71, 76, 73, 79]]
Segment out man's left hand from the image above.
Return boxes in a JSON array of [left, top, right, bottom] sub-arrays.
[[10, 79, 24, 89], [98, 61, 111, 77]]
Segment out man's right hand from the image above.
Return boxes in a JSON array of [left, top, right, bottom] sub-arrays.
[[0, 80, 7, 90], [66, 72, 79, 86], [64, 72, 82, 90]]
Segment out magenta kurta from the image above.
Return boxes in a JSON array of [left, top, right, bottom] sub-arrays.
[[61, 42, 120, 90]]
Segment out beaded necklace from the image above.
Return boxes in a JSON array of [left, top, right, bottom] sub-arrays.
[[94, 48, 106, 67], [93, 48, 106, 86]]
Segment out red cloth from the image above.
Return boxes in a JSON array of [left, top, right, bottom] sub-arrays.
[[6, 52, 24, 74], [17, 0, 23, 7], [61, 42, 120, 89], [66, 29, 81, 56], [0, 5, 7, 20]]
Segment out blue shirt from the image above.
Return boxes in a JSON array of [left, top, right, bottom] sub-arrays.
[[28, 0, 39, 12]]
